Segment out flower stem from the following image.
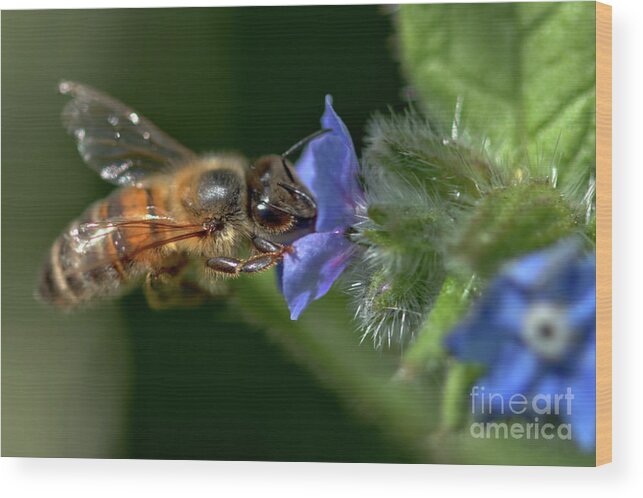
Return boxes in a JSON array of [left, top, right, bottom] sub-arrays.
[[230, 271, 439, 461]]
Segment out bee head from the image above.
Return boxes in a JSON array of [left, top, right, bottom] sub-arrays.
[[247, 155, 316, 234]]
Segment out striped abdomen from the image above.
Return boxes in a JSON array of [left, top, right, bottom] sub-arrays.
[[38, 185, 166, 309]]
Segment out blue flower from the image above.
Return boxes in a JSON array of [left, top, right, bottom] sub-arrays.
[[279, 95, 364, 320], [445, 241, 596, 451]]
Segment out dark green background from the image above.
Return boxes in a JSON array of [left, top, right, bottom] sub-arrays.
[[2, 6, 410, 461]]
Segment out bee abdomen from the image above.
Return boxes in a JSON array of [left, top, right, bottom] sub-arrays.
[[37, 232, 126, 310], [37, 200, 133, 309], [37, 185, 169, 309]]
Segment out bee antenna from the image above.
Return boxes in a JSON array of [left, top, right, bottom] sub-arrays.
[[265, 202, 298, 217], [281, 128, 331, 160], [278, 182, 316, 211]]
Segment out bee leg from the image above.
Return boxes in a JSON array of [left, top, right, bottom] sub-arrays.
[[144, 261, 209, 310], [205, 255, 278, 275], [242, 240, 293, 273], [241, 253, 280, 273], [206, 242, 292, 275], [251, 236, 283, 254], [242, 239, 292, 272], [206, 257, 243, 275]]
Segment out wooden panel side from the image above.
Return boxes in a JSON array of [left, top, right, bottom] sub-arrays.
[[595, 1, 612, 467]]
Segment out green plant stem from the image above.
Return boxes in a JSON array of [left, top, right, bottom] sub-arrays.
[[231, 272, 439, 462]]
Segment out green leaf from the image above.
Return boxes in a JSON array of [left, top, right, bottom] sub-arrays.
[[397, 2, 596, 184]]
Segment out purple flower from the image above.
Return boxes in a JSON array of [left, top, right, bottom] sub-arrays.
[[279, 96, 364, 320], [445, 241, 596, 451]]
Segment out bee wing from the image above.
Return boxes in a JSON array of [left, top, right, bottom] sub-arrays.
[[60, 81, 197, 187], [68, 215, 206, 272]]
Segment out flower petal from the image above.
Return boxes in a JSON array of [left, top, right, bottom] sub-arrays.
[[323, 95, 364, 207], [445, 320, 505, 366], [567, 285, 596, 332], [295, 95, 363, 232], [503, 239, 585, 292], [322, 95, 362, 199], [321, 95, 356, 155], [477, 344, 541, 413], [565, 334, 596, 451], [295, 134, 360, 232], [281, 231, 354, 320], [445, 281, 526, 365]]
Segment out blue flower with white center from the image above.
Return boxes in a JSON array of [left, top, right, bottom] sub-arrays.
[[279, 95, 364, 320], [445, 240, 596, 451]]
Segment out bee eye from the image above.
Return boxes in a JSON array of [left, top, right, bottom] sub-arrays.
[[253, 201, 292, 230]]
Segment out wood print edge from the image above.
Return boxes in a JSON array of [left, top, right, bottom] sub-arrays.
[[595, 0, 612, 467]]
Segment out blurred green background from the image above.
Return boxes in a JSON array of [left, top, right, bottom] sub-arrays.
[[2, 6, 412, 461]]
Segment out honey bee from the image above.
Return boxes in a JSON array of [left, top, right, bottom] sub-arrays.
[[37, 81, 320, 309]]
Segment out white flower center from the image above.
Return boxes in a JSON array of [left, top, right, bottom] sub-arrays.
[[521, 302, 574, 361]]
